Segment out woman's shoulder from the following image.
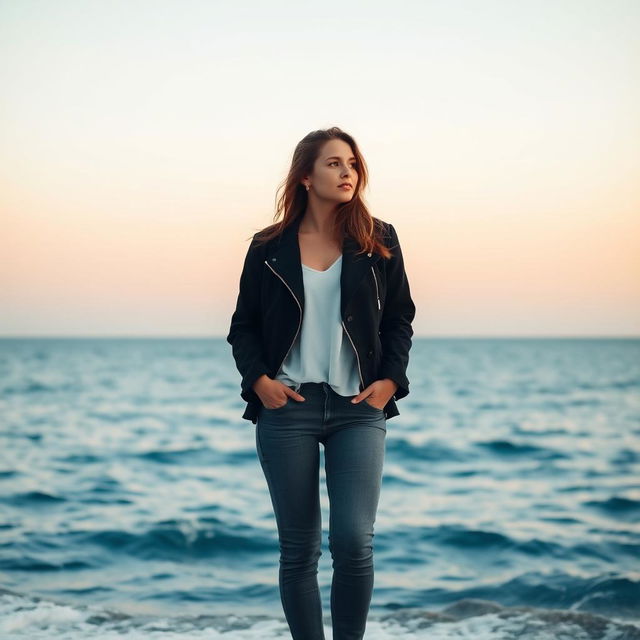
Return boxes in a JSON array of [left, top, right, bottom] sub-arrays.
[[252, 221, 283, 244], [246, 223, 278, 252], [372, 215, 394, 228], [372, 217, 395, 244]]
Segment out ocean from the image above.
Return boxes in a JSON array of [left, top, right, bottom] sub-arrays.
[[1, 337, 639, 639]]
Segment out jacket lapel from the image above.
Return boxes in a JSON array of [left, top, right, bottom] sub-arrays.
[[265, 214, 381, 318]]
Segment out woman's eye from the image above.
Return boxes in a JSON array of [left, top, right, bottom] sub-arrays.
[[329, 162, 357, 169]]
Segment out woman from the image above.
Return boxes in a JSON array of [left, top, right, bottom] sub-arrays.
[[226, 126, 416, 640]]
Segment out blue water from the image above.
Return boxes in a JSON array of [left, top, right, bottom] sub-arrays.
[[1, 337, 639, 639]]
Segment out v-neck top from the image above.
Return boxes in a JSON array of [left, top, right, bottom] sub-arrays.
[[274, 254, 361, 396]]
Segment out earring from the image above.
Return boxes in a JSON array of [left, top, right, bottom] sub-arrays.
[[305, 184, 310, 191]]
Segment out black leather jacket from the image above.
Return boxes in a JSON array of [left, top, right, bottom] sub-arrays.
[[226, 215, 416, 423]]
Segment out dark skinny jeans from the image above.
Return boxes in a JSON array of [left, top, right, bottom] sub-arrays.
[[255, 381, 387, 640]]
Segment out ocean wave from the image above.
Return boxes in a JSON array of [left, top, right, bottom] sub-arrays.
[[1, 589, 638, 639]]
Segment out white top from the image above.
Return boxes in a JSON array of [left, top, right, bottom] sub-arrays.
[[274, 254, 361, 397]]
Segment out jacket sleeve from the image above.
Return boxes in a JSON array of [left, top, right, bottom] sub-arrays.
[[379, 223, 416, 401], [226, 234, 270, 403]]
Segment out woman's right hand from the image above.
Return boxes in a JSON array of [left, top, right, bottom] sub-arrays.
[[252, 375, 306, 409]]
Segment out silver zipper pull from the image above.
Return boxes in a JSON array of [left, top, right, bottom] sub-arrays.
[[371, 265, 381, 311]]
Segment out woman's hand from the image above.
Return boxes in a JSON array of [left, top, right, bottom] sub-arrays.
[[351, 378, 398, 410], [253, 375, 306, 409]]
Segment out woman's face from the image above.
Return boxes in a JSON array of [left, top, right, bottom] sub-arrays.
[[304, 138, 358, 203]]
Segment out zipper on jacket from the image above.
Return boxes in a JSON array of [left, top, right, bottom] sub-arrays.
[[341, 319, 365, 390], [371, 265, 380, 310], [265, 260, 303, 376]]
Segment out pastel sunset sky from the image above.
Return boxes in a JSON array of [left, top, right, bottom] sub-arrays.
[[1, 0, 638, 337]]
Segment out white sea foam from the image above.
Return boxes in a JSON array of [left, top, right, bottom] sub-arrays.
[[1, 592, 638, 640]]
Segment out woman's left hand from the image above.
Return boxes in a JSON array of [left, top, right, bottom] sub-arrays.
[[351, 378, 399, 410]]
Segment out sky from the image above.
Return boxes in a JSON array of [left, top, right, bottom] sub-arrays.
[[1, 0, 638, 337]]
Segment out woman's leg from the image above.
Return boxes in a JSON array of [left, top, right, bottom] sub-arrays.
[[324, 400, 386, 640], [255, 394, 326, 640]]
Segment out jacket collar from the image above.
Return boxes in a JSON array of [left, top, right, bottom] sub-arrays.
[[265, 214, 382, 318]]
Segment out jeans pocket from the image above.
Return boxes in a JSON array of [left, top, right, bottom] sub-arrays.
[[361, 398, 384, 413], [262, 396, 290, 411]]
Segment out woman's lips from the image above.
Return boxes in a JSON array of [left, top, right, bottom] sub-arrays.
[[338, 185, 352, 190]]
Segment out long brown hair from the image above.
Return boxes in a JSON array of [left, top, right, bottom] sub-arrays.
[[252, 126, 392, 259]]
